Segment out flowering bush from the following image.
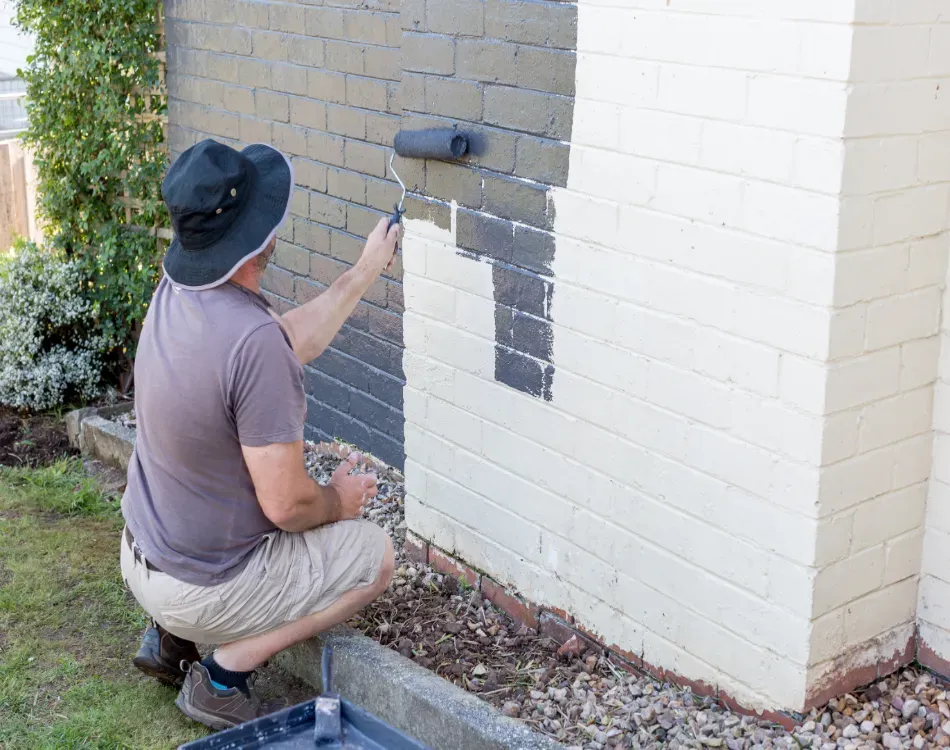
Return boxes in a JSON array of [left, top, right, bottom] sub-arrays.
[[0, 241, 104, 411]]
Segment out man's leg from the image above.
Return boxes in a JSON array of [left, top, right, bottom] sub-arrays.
[[175, 535, 394, 730]]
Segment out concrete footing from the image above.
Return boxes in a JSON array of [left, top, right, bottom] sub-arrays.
[[276, 628, 566, 750], [65, 403, 135, 471]]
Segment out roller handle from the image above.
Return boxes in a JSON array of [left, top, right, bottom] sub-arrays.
[[388, 203, 405, 259]]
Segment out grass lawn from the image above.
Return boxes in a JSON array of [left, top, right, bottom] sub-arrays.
[[0, 460, 210, 749]]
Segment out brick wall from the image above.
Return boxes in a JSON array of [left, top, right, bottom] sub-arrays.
[[165, 0, 407, 467], [402, 0, 950, 713]]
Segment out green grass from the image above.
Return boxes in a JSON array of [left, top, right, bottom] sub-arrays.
[[0, 460, 209, 749]]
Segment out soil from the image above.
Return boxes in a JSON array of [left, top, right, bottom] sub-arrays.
[[0, 407, 76, 468]]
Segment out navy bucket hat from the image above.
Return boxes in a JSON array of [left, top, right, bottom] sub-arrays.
[[161, 139, 293, 290]]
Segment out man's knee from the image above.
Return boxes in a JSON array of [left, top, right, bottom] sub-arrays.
[[373, 535, 395, 594]]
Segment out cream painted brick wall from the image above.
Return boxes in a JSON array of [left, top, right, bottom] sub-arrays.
[[404, 0, 950, 712]]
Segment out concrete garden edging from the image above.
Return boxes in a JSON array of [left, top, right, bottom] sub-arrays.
[[276, 628, 567, 750], [65, 402, 135, 471]]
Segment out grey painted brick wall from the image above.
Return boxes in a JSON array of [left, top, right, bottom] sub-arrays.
[[164, 0, 577, 466]]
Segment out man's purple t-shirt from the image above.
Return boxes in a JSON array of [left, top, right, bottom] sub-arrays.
[[121, 276, 306, 586]]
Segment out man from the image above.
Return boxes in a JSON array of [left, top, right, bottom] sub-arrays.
[[120, 138, 399, 730]]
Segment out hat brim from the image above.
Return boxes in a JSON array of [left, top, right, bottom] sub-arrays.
[[162, 143, 293, 290]]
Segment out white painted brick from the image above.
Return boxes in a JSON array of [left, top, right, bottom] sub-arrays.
[[859, 388, 933, 452], [554, 282, 619, 341], [403, 351, 454, 405], [826, 347, 901, 412], [405, 275, 456, 323], [815, 513, 854, 567], [906, 236, 950, 293], [837, 194, 875, 252], [851, 482, 927, 552], [853, 0, 949, 25], [784, 248, 837, 307], [700, 122, 795, 184], [828, 305, 867, 360], [932, 383, 950, 434], [423, 391, 484, 451], [684, 423, 773, 498], [766, 555, 817, 620], [730, 289, 831, 360], [926, 480, 950, 535], [656, 64, 748, 121], [841, 577, 919, 648], [809, 608, 846, 665], [929, 25, 950, 77], [614, 303, 695, 369], [552, 326, 650, 395], [845, 81, 948, 138], [917, 132, 950, 184], [620, 108, 703, 165], [780, 355, 828, 415], [747, 75, 849, 138], [818, 447, 894, 517], [647, 360, 733, 430], [453, 287, 496, 340], [919, 576, 950, 633], [922, 528, 950, 585], [424, 243, 494, 299], [576, 5, 624, 55], [918, 621, 950, 667], [571, 148, 657, 206], [822, 410, 860, 466], [833, 245, 908, 307], [933, 432, 950, 486], [850, 26, 932, 83], [884, 529, 924, 586], [872, 185, 950, 247], [813, 544, 885, 617], [900, 336, 941, 391], [842, 136, 920, 196], [692, 329, 780, 398], [892, 433, 933, 490], [611, 391, 690, 461], [653, 163, 744, 228], [575, 54, 659, 107], [571, 99, 621, 151], [419, 318, 494, 379], [550, 188, 619, 248], [742, 180, 841, 251], [792, 136, 846, 194], [797, 22, 855, 82]]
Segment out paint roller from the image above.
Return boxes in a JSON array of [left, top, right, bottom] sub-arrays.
[[386, 129, 470, 249]]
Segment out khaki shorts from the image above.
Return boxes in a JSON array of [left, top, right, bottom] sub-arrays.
[[120, 521, 388, 643]]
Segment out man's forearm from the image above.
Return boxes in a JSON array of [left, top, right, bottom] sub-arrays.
[[281, 260, 378, 365], [275, 479, 342, 533]]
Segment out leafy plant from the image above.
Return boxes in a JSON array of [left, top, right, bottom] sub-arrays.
[[0, 240, 104, 411], [14, 0, 168, 384]]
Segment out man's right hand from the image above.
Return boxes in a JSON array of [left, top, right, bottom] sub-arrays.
[[357, 217, 401, 276], [329, 452, 378, 521]]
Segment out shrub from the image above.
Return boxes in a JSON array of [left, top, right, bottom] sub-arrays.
[[0, 241, 104, 411]]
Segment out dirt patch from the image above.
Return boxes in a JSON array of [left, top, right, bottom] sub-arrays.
[[0, 407, 75, 468]]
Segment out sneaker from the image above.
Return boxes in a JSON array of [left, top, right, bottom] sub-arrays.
[[175, 661, 287, 731], [132, 622, 201, 687]]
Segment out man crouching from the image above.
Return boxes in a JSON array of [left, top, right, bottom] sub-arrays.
[[119, 139, 397, 729]]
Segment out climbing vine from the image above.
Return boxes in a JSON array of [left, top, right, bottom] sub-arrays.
[[14, 0, 168, 386]]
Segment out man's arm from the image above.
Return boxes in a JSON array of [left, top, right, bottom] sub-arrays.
[[243, 442, 377, 533], [280, 217, 399, 365]]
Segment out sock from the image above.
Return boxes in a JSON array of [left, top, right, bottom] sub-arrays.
[[201, 654, 253, 697]]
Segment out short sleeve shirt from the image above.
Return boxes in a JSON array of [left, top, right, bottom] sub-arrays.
[[121, 276, 306, 586]]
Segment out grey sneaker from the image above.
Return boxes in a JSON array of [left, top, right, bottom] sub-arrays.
[[174, 661, 286, 731]]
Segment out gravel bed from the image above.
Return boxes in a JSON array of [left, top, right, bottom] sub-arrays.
[[304, 441, 950, 750]]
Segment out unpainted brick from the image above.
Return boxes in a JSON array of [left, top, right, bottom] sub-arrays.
[[457, 39, 574, 96], [328, 167, 367, 203], [402, 32, 455, 75], [277, 218, 293, 242], [515, 135, 570, 187], [252, 30, 288, 61], [272, 122, 309, 157], [349, 390, 402, 440], [305, 6, 346, 39], [347, 203, 386, 237], [482, 173, 549, 229], [306, 368, 353, 415], [484, 85, 572, 140], [425, 160, 481, 208], [386, 279, 405, 312], [288, 36, 326, 68], [236, 58, 271, 88], [346, 75, 390, 110], [263, 264, 295, 299], [290, 97, 327, 130], [492, 262, 552, 318], [363, 46, 402, 82], [512, 309, 554, 361], [325, 40, 366, 75], [456, 209, 513, 262], [404, 194, 451, 230], [272, 64, 309, 96], [308, 70, 347, 105], [362, 276, 388, 308], [345, 139, 388, 178], [330, 229, 365, 265], [178, 102, 241, 139], [495, 344, 554, 401], [235, 0, 269, 29], [255, 90, 290, 123], [485, 0, 577, 49], [327, 105, 367, 139], [269, 3, 306, 33], [398, 74, 426, 114], [310, 253, 350, 287], [239, 115, 272, 144], [295, 217, 333, 252], [290, 187, 309, 218], [365, 113, 401, 146], [424, 76, 483, 121], [307, 130, 346, 166], [366, 177, 402, 213], [385, 14, 402, 46], [365, 305, 404, 346], [274, 240, 311, 275], [343, 10, 389, 45], [427, 0, 484, 37], [293, 157, 329, 192], [310, 193, 348, 229], [512, 224, 555, 275], [391, 155, 425, 192], [295, 277, 324, 305]]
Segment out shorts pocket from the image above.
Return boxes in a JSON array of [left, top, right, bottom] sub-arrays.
[[160, 585, 224, 632]]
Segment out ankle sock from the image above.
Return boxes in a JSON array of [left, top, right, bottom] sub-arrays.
[[201, 654, 253, 697]]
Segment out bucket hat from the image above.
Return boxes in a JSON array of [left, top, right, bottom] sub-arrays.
[[161, 139, 293, 290]]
